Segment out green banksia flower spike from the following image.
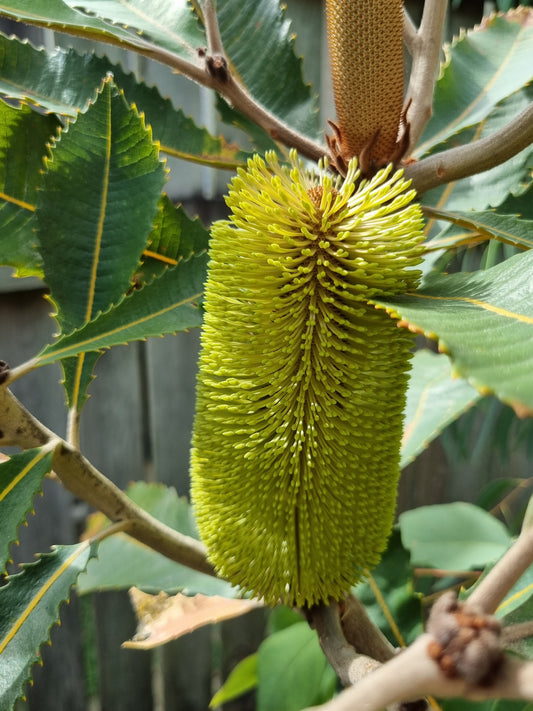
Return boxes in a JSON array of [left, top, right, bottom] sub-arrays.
[[191, 151, 425, 607]]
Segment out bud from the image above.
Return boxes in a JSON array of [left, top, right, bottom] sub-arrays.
[[191, 151, 424, 606]]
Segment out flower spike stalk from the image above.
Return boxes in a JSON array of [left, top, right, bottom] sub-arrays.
[[191, 152, 425, 607]]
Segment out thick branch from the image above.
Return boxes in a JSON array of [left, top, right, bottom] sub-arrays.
[[0, 386, 215, 577], [404, 103, 533, 194], [405, 0, 448, 154], [303, 636, 533, 711]]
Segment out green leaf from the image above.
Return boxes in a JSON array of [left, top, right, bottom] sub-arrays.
[[37, 76, 166, 408], [0, 101, 59, 277], [257, 623, 336, 711], [415, 11, 533, 158], [0, 0, 168, 49], [139, 196, 210, 283], [421, 83, 533, 212], [0, 448, 54, 573], [401, 350, 480, 468], [78, 481, 233, 596], [210, 654, 258, 708], [423, 208, 533, 251], [399, 502, 511, 570], [374, 249, 533, 416], [0, 34, 247, 167], [216, 0, 319, 138], [36, 252, 207, 367], [0, 541, 97, 710], [63, 0, 204, 58]]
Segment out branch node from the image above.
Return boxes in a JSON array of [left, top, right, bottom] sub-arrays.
[[426, 591, 504, 686], [0, 360, 9, 385]]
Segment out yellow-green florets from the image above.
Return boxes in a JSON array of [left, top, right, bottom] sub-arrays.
[[191, 151, 425, 607]]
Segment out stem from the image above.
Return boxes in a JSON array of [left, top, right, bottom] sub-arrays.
[[303, 637, 533, 711], [467, 526, 533, 614], [202, 0, 224, 55], [0, 386, 215, 578], [405, 0, 449, 155], [404, 103, 533, 195], [403, 8, 418, 55]]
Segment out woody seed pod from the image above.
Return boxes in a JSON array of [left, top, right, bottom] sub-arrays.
[[191, 152, 424, 607]]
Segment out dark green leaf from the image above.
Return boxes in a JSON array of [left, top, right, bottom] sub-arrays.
[[420, 84, 533, 212], [139, 196, 210, 284], [401, 350, 480, 468], [423, 208, 533, 251], [36, 252, 207, 367], [257, 623, 336, 711], [399, 502, 511, 570], [0, 0, 143, 46], [0, 34, 247, 167], [210, 654, 258, 708], [374, 249, 533, 416], [0, 101, 59, 277], [78, 481, 233, 596], [63, 0, 204, 58], [216, 0, 319, 138], [0, 448, 53, 573], [37, 76, 166, 408], [415, 12, 533, 158], [0, 542, 97, 710]]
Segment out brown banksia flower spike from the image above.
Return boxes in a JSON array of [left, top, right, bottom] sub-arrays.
[[191, 151, 425, 607], [325, 0, 408, 175]]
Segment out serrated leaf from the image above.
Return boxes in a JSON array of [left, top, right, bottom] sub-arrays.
[[257, 623, 336, 711], [37, 76, 166, 408], [210, 654, 258, 708], [0, 541, 97, 710], [401, 350, 480, 469], [399, 502, 511, 570], [139, 195, 210, 283], [124, 590, 261, 650], [64, 0, 204, 59], [415, 10, 533, 158], [0, 448, 54, 573], [420, 83, 533, 212], [0, 34, 247, 168], [0, 0, 143, 46], [216, 0, 319, 138], [374, 249, 533, 416], [35, 252, 206, 368], [77, 481, 233, 596], [424, 208, 533, 251], [0, 101, 59, 277]]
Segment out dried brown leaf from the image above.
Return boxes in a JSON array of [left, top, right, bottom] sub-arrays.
[[124, 588, 262, 649]]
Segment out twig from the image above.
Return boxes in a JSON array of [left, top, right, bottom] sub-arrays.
[[467, 525, 533, 614], [404, 0, 448, 152], [404, 0, 448, 155], [202, 0, 224, 55], [404, 103, 533, 195], [309, 602, 383, 688], [403, 8, 418, 55], [0, 386, 215, 578]]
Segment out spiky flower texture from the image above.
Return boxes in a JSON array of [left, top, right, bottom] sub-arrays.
[[191, 152, 424, 607]]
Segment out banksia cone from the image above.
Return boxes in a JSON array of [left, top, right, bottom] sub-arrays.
[[191, 152, 424, 607], [326, 0, 406, 173]]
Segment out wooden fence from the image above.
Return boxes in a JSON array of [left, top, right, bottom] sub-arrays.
[[1, 1, 526, 709]]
